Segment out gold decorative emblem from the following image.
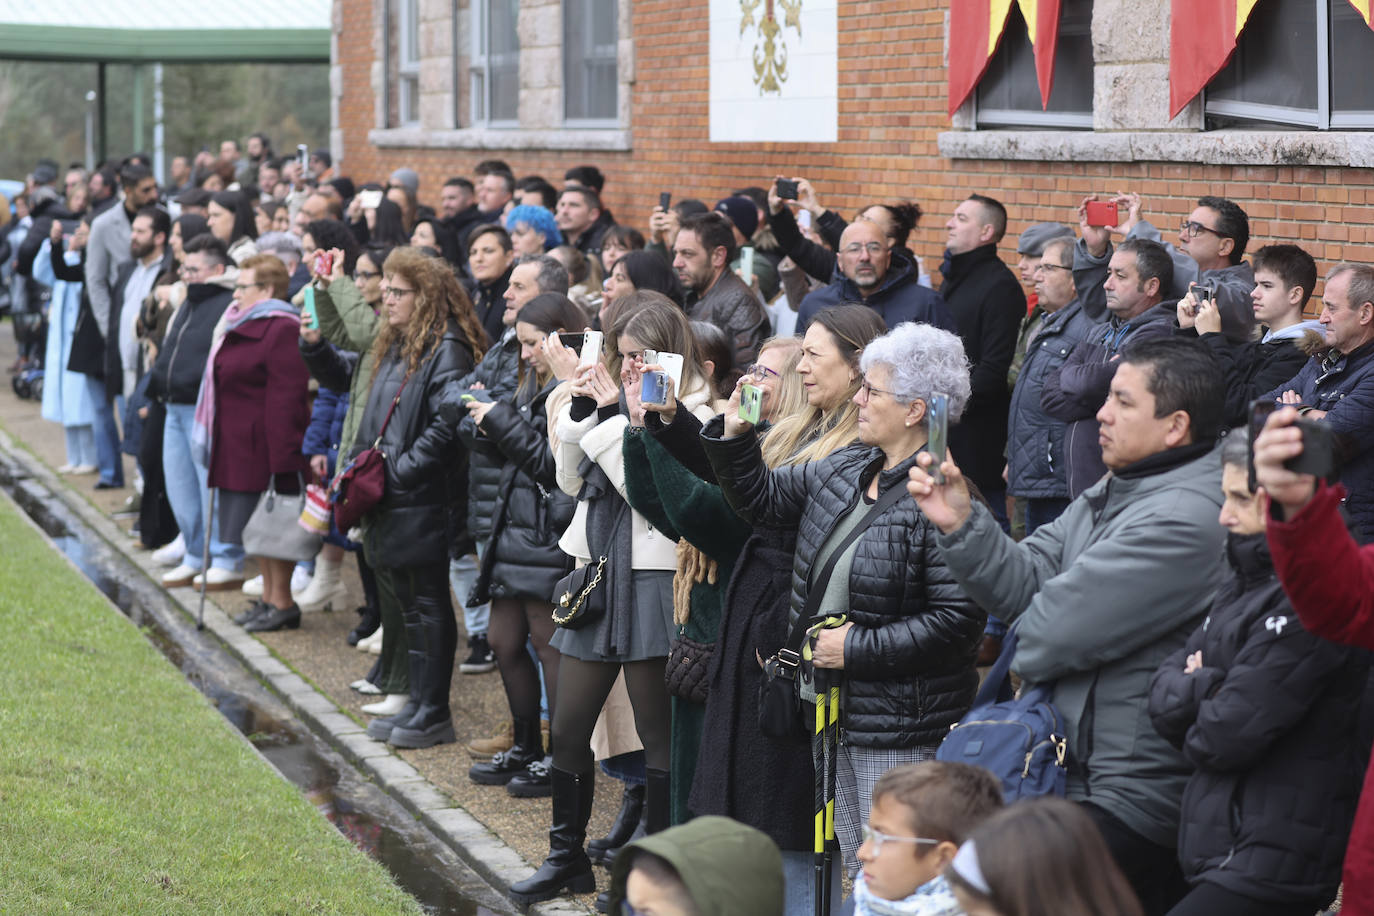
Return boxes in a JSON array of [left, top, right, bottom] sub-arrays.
[[740, 0, 802, 95]]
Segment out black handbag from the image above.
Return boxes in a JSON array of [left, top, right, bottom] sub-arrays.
[[758, 481, 907, 740], [551, 555, 607, 629], [665, 634, 714, 704], [67, 295, 105, 377]]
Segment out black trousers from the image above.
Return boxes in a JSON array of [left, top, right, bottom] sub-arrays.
[[1166, 881, 1328, 916], [1082, 802, 1188, 916]]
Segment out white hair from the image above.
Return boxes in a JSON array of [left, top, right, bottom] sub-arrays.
[[858, 321, 972, 421]]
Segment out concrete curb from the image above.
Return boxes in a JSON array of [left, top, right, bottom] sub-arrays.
[[0, 427, 588, 916]]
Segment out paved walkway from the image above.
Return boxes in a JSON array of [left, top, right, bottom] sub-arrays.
[[0, 328, 612, 915]]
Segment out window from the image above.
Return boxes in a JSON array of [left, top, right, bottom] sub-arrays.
[[471, 0, 520, 124], [397, 0, 421, 126], [975, 0, 1093, 129], [563, 0, 618, 122], [1206, 0, 1374, 129]]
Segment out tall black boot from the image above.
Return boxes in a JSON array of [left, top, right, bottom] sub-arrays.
[[389, 577, 456, 749], [508, 767, 597, 906], [595, 768, 670, 911], [470, 716, 544, 785], [588, 782, 645, 865]]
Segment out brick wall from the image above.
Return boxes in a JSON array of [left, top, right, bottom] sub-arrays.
[[336, 0, 1374, 292]]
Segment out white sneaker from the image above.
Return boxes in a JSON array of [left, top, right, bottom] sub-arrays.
[[151, 534, 186, 567], [290, 565, 312, 596], [361, 694, 409, 716], [192, 567, 245, 592], [350, 678, 382, 695], [161, 564, 197, 588], [241, 575, 264, 597]]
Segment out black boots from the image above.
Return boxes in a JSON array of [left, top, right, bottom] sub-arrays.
[[593, 768, 670, 911], [388, 585, 456, 749], [587, 782, 645, 865], [469, 717, 544, 785], [508, 767, 597, 906]]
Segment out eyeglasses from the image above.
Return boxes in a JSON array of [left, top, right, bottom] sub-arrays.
[[1035, 263, 1072, 274], [1180, 220, 1225, 240], [233, 282, 261, 292], [353, 269, 380, 281], [747, 362, 781, 381], [861, 824, 942, 855], [382, 286, 415, 300], [858, 379, 901, 401], [840, 242, 885, 257]]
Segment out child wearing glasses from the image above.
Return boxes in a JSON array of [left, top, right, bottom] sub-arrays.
[[844, 762, 1003, 916]]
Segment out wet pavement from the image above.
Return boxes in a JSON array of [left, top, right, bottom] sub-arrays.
[[0, 331, 616, 915]]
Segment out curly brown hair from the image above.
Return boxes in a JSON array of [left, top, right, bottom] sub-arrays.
[[371, 247, 489, 376]]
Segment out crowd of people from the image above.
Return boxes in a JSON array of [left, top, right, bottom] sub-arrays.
[[4, 138, 1374, 916]]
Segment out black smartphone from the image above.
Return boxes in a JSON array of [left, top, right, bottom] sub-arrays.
[[557, 332, 585, 354], [776, 179, 799, 200], [927, 393, 950, 484], [659, 192, 671, 211], [1248, 398, 1337, 487]]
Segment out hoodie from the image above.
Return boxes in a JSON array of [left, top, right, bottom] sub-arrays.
[[608, 816, 784, 916]]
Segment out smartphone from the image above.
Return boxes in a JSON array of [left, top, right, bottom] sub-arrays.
[[314, 251, 333, 278], [659, 192, 672, 212], [797, 210, 812, 231], [656, 352, 684, 393], [301, 286, 319, 331], [460, 389, 494, 403], [358, 189, 383, 210], [579, 330, 603, 367], [1248, 398, 1337, 486], [553, 331, 583, 354], [1084, 200, 1118, 227], [641, 372, 669, 406], [739, 246, 756, 287], [739, 383, 763, 424], [297, 143, 309, 173], [927, 393, 950, 484], [1194, 283, 1215, 306], [776, 178, 799, 200], [642, 348, 658, 367]]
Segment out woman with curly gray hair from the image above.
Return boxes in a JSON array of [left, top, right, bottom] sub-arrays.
[[702, 317, 985, 876]]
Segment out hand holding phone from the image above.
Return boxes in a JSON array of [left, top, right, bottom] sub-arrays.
[[776, 178, 799, 200], [739, 384, 763, 424], [579, 330, 603, 367], [1084, 200, 1119, 227], [926, 393, 950, 484], [659, 192, 672, 212]]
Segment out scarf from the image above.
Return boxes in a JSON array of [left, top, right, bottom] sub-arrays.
[[190, 297, 299, 466], [852, 873, 962, 916]]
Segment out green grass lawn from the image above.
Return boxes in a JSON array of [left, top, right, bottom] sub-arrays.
[[0, 495, 424, 915]]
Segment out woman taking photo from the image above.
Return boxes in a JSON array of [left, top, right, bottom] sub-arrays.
[[199, 254, 308, 619], [463, 293, 582, 788], [206, 190, 259, 265], [465, 224, 516, 347], [507, 297, 716, 907], [702, 320, 984, 876], [351, 247, 486, 749]]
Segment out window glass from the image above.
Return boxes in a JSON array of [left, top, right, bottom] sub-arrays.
[[976, 0, 1093, 127]]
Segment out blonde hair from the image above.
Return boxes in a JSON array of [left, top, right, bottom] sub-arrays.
[[756, 338, 811, 469]]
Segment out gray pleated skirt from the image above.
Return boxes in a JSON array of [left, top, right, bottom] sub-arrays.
[[550, 569, 675, 662]]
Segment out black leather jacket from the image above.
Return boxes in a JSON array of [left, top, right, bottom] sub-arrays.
[[352, 322, 475, 568], [701, 431, 985, 748]]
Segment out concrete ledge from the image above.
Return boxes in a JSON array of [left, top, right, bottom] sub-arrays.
[[369, 126, 632, 152], [937, 128, 1374, 167]]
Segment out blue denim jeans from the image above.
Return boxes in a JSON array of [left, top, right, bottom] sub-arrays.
[[162, 403, 244, 572], [448, 553, 489, 637], [85, 375, 123, 487]]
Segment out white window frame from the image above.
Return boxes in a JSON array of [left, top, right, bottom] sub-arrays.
[[972, 0, 1093, 130], [1204, 0, 1374, 131], [470, 0, 519, 127], [562, 0, 619, 126], [397, 0, 421, 127]]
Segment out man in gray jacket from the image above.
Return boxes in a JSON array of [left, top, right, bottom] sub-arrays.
[[909, 337, 1228, 916]]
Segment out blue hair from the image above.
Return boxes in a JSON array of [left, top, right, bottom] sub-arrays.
[[505, 205, 563, 249]]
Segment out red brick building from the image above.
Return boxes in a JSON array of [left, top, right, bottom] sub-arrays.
[[332, 0, 1374, 284]]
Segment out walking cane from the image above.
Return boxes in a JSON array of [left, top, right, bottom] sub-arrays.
[[196, 488, 214, 631]]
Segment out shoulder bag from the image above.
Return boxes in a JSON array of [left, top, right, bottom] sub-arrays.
[[758, 481, 907, 740], [936, 625, 1068, 801], [332, 373, 408, 532]]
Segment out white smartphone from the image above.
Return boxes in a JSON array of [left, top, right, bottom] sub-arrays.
[[579, 330, 603, 367], [358, 189, 383, 210], [797, 210, 812, 230], [656, 352, 684, 394], [739, 246, 755, 287]]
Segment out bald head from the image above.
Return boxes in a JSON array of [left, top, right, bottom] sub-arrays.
[[838, 219, 891, 296]]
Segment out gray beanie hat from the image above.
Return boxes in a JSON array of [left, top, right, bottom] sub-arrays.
[[1016, 222, 1075, 256]]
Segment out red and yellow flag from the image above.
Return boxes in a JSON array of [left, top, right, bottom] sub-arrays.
[[1168, 0, 1260, 119], [1350, 0, 1374, 26], [947, 0, 1062, 116]]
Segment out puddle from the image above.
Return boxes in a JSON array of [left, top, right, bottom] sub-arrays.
[[0, 456, 508, 916]]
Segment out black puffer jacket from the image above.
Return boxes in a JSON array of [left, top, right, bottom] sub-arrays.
[[1149, 533, 1368, 904], [467, 374, 575, 603], [440, 328, 521, 542], [701, 432, 985, 748], [147, 282, 234, 405], [351, 322, 475, 569]]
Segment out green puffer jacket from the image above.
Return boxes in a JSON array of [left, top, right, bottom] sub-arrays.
[[313, 276, 379, 463]]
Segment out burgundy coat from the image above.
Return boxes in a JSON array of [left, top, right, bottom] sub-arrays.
[[206, 314, 311, 492]]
